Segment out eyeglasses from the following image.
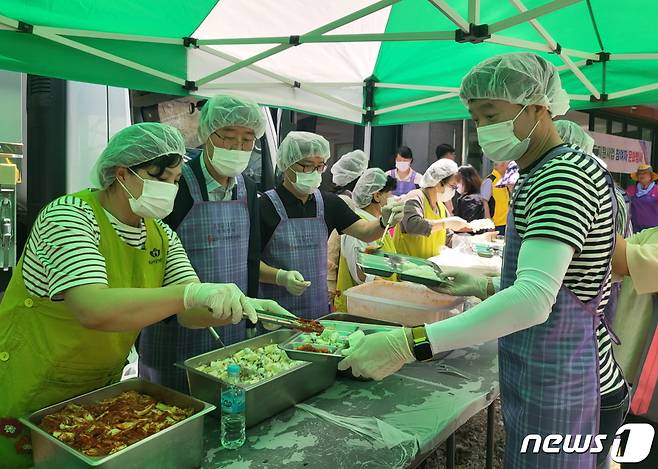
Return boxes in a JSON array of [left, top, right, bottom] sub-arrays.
[[292, 162, 327, 174], [212, 132, 257, 151]]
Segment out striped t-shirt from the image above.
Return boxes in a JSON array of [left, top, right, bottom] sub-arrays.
[[22, 195, 199, 299], [512, 144, 624, 395]]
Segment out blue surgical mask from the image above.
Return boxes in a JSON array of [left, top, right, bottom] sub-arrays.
[[476, 105, 539, 161], [292, 171, 322, 194]]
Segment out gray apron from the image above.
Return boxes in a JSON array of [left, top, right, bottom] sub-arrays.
[[138, 164, 250, 392], [499, 146, 617, 468], [259, 189, 329, 319]]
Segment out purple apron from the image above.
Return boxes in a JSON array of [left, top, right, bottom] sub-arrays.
[[499, 146, 617, 469], [259, 189, 329, 319], [138, 165, 250, 392], [628, 184, 658, 233], [389, 169, 418, 196]]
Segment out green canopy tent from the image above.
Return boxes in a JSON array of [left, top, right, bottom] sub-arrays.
[[1, 0, 657, 125]]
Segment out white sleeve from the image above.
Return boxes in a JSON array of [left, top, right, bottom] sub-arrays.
[[341, 234, 369, 285], [157, 221, 200, 286], [480, 178, 493, 200], [426, 238, 574, 354]]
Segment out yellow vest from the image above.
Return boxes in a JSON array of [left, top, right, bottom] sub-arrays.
[[393, 190, 447, 259], [0, 189, 167, 467], [489, 169, 510, 227], [333, 212, 397, 312]]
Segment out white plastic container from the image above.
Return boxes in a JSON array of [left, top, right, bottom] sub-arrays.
[[344, 280, 464, 326]]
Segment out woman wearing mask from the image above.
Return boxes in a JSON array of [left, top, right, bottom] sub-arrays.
[[393, 159, 470, 259], [0, 123, 285, 467], [454, 165, 490, 222], [259, 132, 404, 319], [327, 150, 369, 305], [339, 53, 625, 469], [138, 95, 292, 392], [626, 164, 658, 233], [387, 146, 422, 197], [334, 169, 398, 311]]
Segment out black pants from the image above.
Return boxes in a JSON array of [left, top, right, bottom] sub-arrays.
[[598, 385, 630, 468]]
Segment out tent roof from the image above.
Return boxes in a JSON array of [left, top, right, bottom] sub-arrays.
[[1, 0, 657, 125]]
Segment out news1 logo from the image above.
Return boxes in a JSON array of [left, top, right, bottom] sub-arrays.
[[520, 424, 655, 463]]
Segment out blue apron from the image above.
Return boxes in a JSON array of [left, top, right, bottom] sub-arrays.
[[259, 189, 329, 320], [499, 146, 617, 469], [138, 164, 250, 392], [388, 169, 418, 197]]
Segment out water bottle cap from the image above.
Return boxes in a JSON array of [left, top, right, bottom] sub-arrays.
[[227, 364, 240, 376]]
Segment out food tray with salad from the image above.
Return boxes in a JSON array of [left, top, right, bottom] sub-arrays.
[[356, 249, 448, 287], [179, 329, 336, 426], [278, 320, 399, 364]]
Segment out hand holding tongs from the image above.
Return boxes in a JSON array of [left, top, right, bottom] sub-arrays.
[[255, 309, 325, 334]]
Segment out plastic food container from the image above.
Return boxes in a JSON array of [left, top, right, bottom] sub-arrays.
[[344, 280, 464, 326]]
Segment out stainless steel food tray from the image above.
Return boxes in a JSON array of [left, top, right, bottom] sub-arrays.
[[20, 378, 214, 469], [279, 320, 399, 364], [356, 249, 447, 287], [179, 329, 336, 427]]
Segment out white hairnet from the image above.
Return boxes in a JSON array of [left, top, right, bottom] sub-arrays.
[[460, 52, 570, 116], [277, 131, 330, 172], [331, 150, 369, 186], [420, 159, 459, 188], [92, 122, 186, 189], [198, 94, 266, 142], [555, 120, 594, 154], [352, 168, 389, 208]]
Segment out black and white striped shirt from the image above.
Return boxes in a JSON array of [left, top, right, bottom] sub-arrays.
[[512, 144, 624, 395], [23, 195, 199, 300]]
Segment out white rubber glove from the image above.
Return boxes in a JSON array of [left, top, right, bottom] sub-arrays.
[[276, 269, 311, 296], [381, 201, 405, 227], [337, 328, 415, 380], [434, 270, 491, 300], [244, 298, 296, 331], [431, 216, 470, 231], [183, 283, 246, 325]]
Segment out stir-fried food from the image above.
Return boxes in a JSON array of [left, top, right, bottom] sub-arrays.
[[39, 391, 194, 456]]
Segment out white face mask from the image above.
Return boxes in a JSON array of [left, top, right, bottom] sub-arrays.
[[119, 169, 178, 219], [456, 183, 464, 194], [291, 171, 322, 194], [396, 161, 411, 172], [210, 145, 252, 177], [437, 185, 456, 202], [476, 105, 540, 161]]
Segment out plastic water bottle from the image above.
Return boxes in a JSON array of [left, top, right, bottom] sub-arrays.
[[220, 364, 246, 449]]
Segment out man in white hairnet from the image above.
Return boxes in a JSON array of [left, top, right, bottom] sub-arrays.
[[332, 168, 399, 311], [327, 149, 369, 305], [259, 131, 404, 319], [138, 95, 293, 392], [339, 53, 625, 469]]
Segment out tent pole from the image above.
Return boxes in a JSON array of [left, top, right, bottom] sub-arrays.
[[556, 60, 588, 72], [33, 30, 186, 86], [0, 15, 19, 29], [375, 83, 460, 93], [34, 26, 181, 45], [608, 83, 658, 100], [468, 0, 480, 24], [364, 123, 373, 159], [195, 0, 400, 86], [461, 120, 469, 166], [375, 92, 458, 116], [569, 94, 593, 101], [610, 53, 658, 61], [487, 35, 598, 60], [427, 0, 469, 31], [489, 0, 582, 34]]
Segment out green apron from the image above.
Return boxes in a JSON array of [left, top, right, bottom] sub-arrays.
[[0, 189, 167, 467]]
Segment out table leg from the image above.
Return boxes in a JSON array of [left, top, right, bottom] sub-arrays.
[[446, 433, 455, 469], [486, 403, 495, 469]]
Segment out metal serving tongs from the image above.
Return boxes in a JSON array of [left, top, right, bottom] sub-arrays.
[[255, 310, 325, 334]]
